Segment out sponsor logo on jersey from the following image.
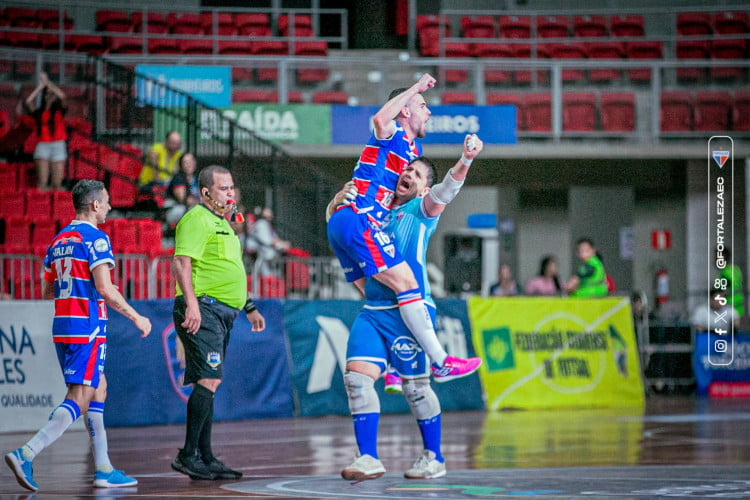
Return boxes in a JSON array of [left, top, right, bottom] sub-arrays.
[[391, 336, 422, 361]]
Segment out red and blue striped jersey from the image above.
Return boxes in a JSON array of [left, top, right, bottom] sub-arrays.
[[350, 122, 421, 224], [44, 221, 115, 344]]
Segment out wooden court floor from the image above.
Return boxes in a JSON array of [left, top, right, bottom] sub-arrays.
[[2, 395, 750, 499]]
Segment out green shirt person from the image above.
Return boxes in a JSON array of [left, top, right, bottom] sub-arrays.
[[170, 165, 265, 481], [567, 238, 608, 298]]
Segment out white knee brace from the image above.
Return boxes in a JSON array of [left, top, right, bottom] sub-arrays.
[[403, 378, 441, 420], [344, 371, 380, 415]]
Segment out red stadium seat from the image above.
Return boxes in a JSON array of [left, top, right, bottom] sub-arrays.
[[2, 216, 32, 253], [441, 92, 476, 105], [294, 41, 329, 83], [112, 219, 137, 252], [461, 15, 496, 39], [416, 14, 451, 57], [676, 40, 709, 82], [714, 11, 749, 35], [0, 110, 9, 139], [536, 15, 569, 38], [96, 10, 132, 33], [5, 7, 38, 28], [37, 9, 73, 30], [610, 14, 644, 37], [252, 41, 289, 81], [7, 32, 42, 49], [201, 12, 236, 36], [25, 189, 53, 220], [233, 90, 274, 103], [312, 91, 349, 104], [586, 42, 624, 82], [573, 15, 607, 38], [487, 93, 523, 129], [710, 39, 746, 81], [132, 11, 168, 34], [563, 93, 597, 131], [733, 90, 750, 131], [168, 13, 204, 35], [218, 40, 252, 55], [235, 13, 271, 35], [71, 145, 103, 181], [498, 15, 531, 39], [31, 219, 57, 248], [473, 43, 513, 84], [52, 190, 75, 226], [524, 93, 551, 132], [625, 41, 662, 82], [544, 42, 587, 82], [677, 12, 712, 36], [268, 91, 304, 103], [694, 91, 732, 132], [442, 42, 471, 83], [660, 91, 693, 132], [0, 192, 25, 218], [108, 36, 144, 54], [148, 37, 180, 55], [600, 93, 636, 132], [182, 39, 214, 55], [279, 14, 313, 36], [65, 34, 106, 55]]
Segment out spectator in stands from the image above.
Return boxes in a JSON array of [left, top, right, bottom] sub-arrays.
[[164, 153, 199, 225], [139, 130, 183, 190], [24, 72, 67, 191], [525, 255, 563, 296], [489, 263, 521, 296], [567, 238, 608, 297], [690, 288, 739, 332], [246, 206, 290, 276]]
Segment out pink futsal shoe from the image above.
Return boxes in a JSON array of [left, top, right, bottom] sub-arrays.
[[431, 356, 482, 383], [384, 372, 403, 394]]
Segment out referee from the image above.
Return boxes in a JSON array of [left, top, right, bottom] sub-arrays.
[[170, 165, 266, 480]]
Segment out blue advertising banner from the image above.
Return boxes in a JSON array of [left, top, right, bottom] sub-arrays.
[[105, 299, 293, 427], [283, 299, 484, 417], [135, 65, 231, 108], [331, 105, 516, 145], [694, 331, 750, 396]]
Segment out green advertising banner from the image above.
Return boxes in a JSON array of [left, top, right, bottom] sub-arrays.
[[154, 104, 332, 145]]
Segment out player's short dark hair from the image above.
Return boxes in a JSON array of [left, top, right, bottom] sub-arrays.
[[72, 179, 105, 212], [576, 237, 595, 248], [410, 156, 437, 187], [199, 165, 231, 191], [387, 87, 410, 102]]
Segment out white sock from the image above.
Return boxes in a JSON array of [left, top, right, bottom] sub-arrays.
[[86, 401, 113, 472], [397, 292, 448, 365], [24, 399, 80, 460]]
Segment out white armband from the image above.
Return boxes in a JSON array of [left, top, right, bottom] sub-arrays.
[[428, 168, 464, 205]]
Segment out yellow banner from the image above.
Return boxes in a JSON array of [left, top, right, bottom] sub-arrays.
[[468, 297, 644, 410]]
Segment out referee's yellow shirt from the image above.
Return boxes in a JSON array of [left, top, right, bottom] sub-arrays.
[[174, 204, 246, 309]]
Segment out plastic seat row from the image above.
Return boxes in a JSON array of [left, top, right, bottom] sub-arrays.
[[232, 90, 348, 104], [0, 7, 74, 29], [661, 90, 750, 132]]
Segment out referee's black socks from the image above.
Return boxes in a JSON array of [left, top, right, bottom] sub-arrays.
[[184, 384, 215, 457]]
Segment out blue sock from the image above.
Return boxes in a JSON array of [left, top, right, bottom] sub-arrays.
[[352, 412, 379, 459], [417, 414, 443, 462]]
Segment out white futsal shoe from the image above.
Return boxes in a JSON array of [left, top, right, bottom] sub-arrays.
[[404, 450, 446, 479], [341, 454, 385, 481]]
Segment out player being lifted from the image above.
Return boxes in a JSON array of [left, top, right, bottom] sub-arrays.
[[327, 73, 481, 381]]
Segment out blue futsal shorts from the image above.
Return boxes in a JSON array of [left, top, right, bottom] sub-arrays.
[[55, 322, 107, 388], [346, 305, 435, 379], [327, 206, 405, 282]]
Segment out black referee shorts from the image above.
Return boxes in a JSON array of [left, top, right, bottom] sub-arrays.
[[173, 294, 239, 385]]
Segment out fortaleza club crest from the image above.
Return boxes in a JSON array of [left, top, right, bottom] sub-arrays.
[[713, 150, 730, 168], [391, 336, 422, 361], [207, 351, 222, 369]]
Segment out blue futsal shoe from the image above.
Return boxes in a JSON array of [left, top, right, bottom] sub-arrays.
[[94, 469, 138, 488], [5, 448, 38, 491]]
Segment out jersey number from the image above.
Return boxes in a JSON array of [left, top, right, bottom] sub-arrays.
[[53, 258, 73, 299]]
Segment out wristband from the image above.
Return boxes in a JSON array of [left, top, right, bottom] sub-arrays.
[[460, 154, 473, 167], [243, 299, 257, 314]]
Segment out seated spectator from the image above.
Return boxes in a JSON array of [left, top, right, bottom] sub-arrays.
[[567, 238, 608, 297], [690, 288, 739, 332], [525, 255, 563, 296], [164, 153, 199, 224], [246, 206, 290, 276], [489, 263, 521, 296], [25, 72, 67, 191], [138, 130, 183, 190]]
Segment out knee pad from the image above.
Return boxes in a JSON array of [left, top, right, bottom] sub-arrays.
[[344, 371, 380, 415], [403, 378, 441, 420]]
